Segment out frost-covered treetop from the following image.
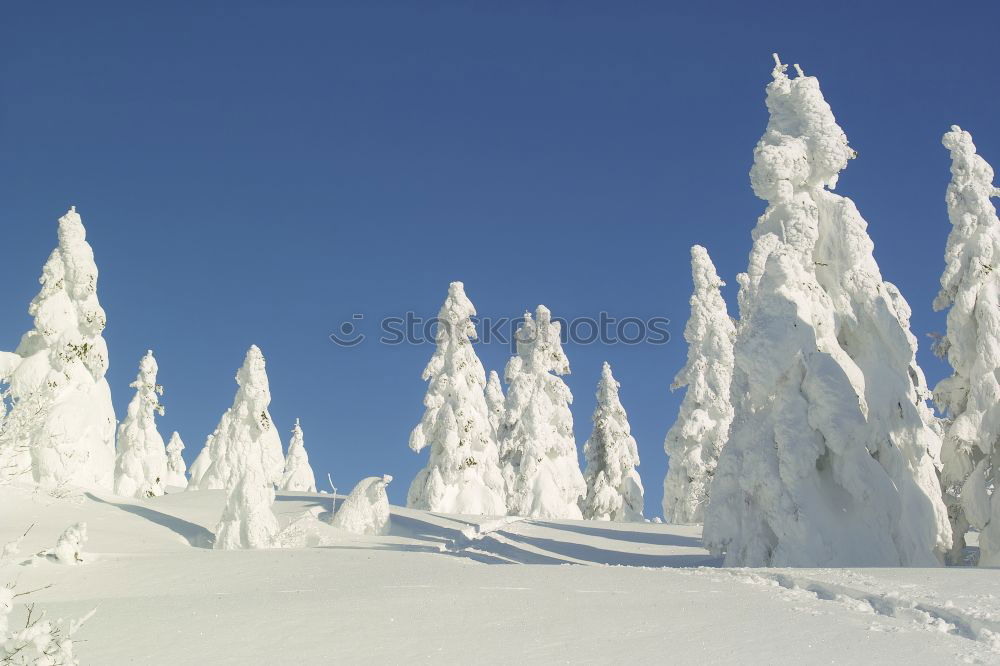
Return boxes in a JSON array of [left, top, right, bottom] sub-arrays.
[[420, 281, 479, 382], [750, 54, 856, 202], [515, 305, 569, 375], [236, 345, 270, 413], [672, 245, 734, 391], [132, 351, 164, 424]]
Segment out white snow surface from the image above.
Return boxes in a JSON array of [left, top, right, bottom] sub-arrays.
[[933, 125, 1000, 567], [663, 245, 735, 525], [279, 418, 316, 493], [704, 57, 951, 567], [113, 351, 168, 499], [0, 207, 116, 490], [581, 362, 644, 522], [2, 484, 1000, 664], [500, 305, 586, 519], [407, 282, 506, 515]]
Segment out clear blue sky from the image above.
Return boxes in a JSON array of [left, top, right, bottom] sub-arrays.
[[2, 1, 998, 514]]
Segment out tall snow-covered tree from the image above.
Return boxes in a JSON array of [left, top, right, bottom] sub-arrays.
[[214, 465, 278, 550], [198, 346, 284, 491], [407, 282, 506, 515], [187, 433, 214, 490], [663, 245, 735, 524], [280, 418, 317, 492], [0, 207, 116, 489], [165, 431, 188, 488], [485, 370, 505, 442], [581, 362, 643, 522], [932, 126, 1000, 566], [114, 350, 168, 499], [500, 305, 585, 519], [703, 56, 951, 567]]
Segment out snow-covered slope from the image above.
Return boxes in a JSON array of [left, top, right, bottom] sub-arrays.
[[2, 485, 999, 664]]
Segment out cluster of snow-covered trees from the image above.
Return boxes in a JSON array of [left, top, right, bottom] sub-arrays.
[[406, 283, 645, 521]]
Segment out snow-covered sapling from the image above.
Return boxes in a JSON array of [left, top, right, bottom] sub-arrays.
[[933, 126, 1000, 566], [0, 207, 116, 489], [703, 56, 950, 567], [407, 282, 506, 515], [114, 351, 168, 499], [213, 466, 279, 550], [663, 246, 735, 524], [280, 419, 317, 493], [52, 523, 87, 565], [500, 305, 586, 519], [164, 432, 187, 489], [331, 475, 392, 536], [582, 362, 644, 522]]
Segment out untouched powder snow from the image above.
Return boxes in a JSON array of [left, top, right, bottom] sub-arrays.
[[280, 419, 317, 493], [2, 485, 1000, 664], [196, 346, 284, 491], [581, 362, 644, 522], [0, 207, 116, 490], [663, 245, 735, 525], [113, 350, 168, 499], [703, 56, 950, 567], [933, 125, 1000, 566], [500, 306, 586, 519], [407, 282, 506, 515]]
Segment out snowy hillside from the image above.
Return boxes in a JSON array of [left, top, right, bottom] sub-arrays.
[[2, 486, 999, 664]]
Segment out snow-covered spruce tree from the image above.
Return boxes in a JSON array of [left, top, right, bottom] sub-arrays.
[[186, 433, 214, 490], [485, 370, 505, 443], [113, 351, 168, 499], [662, 245, 735, 525], [932, 126, 1000, 566], [407, 282, 506, 515], [165, 432, 187, 489], [280, 418, 316, 492], [197, 346, 284, 491], [331, 475, 392, 535], [703, 56, 951, 567], [0, 207, 116, 489], [500, 305, 586, 519], [214, 465, 278, 550], [581, 362, 643, 522]]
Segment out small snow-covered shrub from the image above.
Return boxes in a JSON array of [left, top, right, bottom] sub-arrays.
[[331, 475, 392, 536], [52, 524, 87, 565]]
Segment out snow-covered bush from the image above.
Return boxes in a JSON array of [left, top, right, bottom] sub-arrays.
[[0, 207, 116, 490], [164, 432, 187, 489], [213, 466, 279, 550], [581, 362, 644, 522], [197, 346, 284, 491], [663, 245, 735, 525], [499, 305, 585, 519], [932, 125, 1000, 566], [407, 282, 506, 515], [703, 56, 951, 567], [186, 433, 214, 491], [331, 475, 392, 536], [279, 419, 316, 493], [113, 351, 168, 499], [52, 523, 87, 565]]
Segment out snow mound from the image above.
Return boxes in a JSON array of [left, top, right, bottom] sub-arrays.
[[331, 475, 392, 536]]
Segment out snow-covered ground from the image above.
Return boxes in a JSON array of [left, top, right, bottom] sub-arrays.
[[2, 486, 999, 664]]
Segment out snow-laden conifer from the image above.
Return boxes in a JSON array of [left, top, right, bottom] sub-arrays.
[[165, 432, 187, 488], [703, 56, 950, 567], [407, 282, 506, 515], [197, 346, 284, 491], [500, 305, 585, 519], [186, 433, 213, 490], [280, 419, 316, 492], [331, 475, 392, 535], [0, 207, 115, 489], [663, 246, 735, 524], [114, 351, 168, 499], [932, 126, 1000, 565], [485, 370, 505, 442], [581, 362, 643, 522], [213, 465, 278, 550]]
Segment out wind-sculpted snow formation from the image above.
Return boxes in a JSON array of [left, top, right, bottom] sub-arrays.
[[703, 56, 950, 567]]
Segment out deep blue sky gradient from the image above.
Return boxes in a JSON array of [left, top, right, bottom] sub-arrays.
[[3, 1, 999, 513]]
